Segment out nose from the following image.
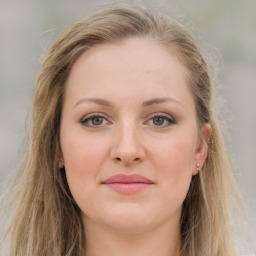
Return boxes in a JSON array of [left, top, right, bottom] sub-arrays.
[[110, 122, 146, 166]]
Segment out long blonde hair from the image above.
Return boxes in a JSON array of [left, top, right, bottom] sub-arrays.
[[1, 4, 241, 256]]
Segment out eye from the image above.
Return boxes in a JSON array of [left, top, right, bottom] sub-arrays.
[[80, 114, 110, 127], [147, 114, 175, 127]]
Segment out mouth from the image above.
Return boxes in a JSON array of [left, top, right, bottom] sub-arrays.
[[101, 174, 154, 194]]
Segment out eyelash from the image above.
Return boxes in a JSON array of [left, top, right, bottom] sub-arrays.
[[80, 113, 109, 127], [80, 113, 176, 128], [147, 114, 176, 127]]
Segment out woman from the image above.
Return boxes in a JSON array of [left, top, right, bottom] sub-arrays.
[[1, 4, 241, 256]]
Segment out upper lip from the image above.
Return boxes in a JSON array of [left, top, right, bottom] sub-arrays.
[[102, 174, 154, 184]]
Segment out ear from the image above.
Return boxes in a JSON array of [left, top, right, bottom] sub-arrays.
[[58, 141, 65, 169], [59, 158, 64, 169], [58, 150, 65, 169], [192, 123, 212, 175]]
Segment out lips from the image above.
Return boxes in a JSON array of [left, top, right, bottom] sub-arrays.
[[102, 174, 154, 194], [103, 174, 153, 184]]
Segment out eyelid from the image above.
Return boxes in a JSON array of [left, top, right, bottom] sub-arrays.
[[145, 112, 176, 126], [80, 112, 112, 127], [79, 112, 176, 127], [148, 112, 175, 120]]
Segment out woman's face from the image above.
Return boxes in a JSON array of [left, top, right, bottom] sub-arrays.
[[60, 38, 209, 234]]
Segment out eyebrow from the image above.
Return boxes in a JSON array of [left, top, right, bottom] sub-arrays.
[[141, 97, 184, 108], [74, 98, 114, 108], [73, 97, 184, 108]]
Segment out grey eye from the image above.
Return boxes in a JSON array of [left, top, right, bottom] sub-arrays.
[[80, 115, 108, 127], [148, 114, 175, 127], [91, 116, 104, 125], [153, 116, 165, 126]]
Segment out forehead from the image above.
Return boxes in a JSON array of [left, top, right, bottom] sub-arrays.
[[64, 37, 194, 109], [70, 37, 188, 76]]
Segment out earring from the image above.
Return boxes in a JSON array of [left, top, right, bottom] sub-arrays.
[[196, 163, 201, 172]]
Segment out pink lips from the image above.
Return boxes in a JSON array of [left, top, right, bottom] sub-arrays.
[[102, 174, 154, 194]]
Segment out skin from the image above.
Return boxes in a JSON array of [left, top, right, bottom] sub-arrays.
[[60, 37, 211, 256]]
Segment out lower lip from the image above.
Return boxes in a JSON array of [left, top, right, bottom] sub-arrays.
[[104, 183, 153, 194]]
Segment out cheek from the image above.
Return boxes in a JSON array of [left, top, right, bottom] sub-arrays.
[[149, 132, 196, 204], [61, 131, 109, 173], [152, 133, 196, 174], [60, 132, 110, 202]]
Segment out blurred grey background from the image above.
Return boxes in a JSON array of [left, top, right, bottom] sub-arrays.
[[0, 0, 255, 253]]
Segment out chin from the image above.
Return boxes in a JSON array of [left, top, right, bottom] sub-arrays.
[[99, 204, 157, 233]]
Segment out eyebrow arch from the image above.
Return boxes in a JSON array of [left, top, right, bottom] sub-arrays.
[[73, 97, 184, 108], [141, 97, 184, 108], [74, 98, 114, 108]]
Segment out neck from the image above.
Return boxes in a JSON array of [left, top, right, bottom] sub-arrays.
[[84, 219, 181, 256]]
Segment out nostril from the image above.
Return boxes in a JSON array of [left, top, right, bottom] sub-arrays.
[[114, 156, 141, 164]]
